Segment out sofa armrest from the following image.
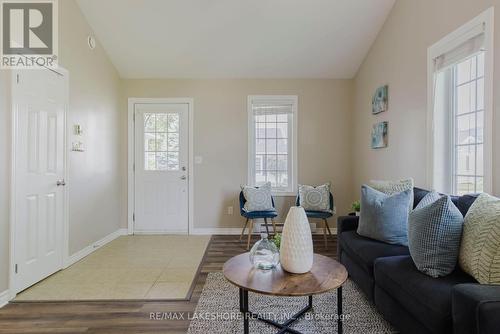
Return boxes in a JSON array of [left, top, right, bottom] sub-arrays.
[[337, 215, 359, 234], [452, 283, 500, 334], [336, 216, 359, 262]]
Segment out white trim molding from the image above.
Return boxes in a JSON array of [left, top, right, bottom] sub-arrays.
[[0, 290, 9, 308], [63, 228, 127, 268], [427, 7, 494, 193], [127, 98, 195, 235]]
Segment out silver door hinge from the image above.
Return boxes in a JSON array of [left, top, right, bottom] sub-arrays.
[[133, 213, 135, 222], [16, 74, 19, 84], [15, 264, 18, 274], [133, 163, 135, 172]]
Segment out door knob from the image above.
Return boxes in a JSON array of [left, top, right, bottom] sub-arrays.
[[56, 179, 66, 186], [180, 175, 187, 180]]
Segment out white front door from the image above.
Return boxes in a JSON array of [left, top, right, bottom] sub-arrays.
[[13, 69, 67, 293], [134, 103, 189, 233]]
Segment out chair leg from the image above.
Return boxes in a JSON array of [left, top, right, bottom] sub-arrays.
[[271, 218, 277, 235], [240, 218, 249, 241], [323, 220, 328, 249], [324, 218, 333, 236], [246, 220, 254, 250], [264, 218, 270, 236]]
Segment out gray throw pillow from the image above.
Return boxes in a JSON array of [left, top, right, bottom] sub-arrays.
[[408, 191, 464, 278], [357, 185, 412, 246], [298, 183, 332, 212], [241, 183, 274, 211]]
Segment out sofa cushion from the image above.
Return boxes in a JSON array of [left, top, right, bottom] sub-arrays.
[[358, 185, 412, 246], [370, 178, 414, 212], [459, 193, 500, 284], [412, 187, 479, 217], [339, 231, 409, 275], [374, 255, 476, 333], [408, 192, 464, 277]]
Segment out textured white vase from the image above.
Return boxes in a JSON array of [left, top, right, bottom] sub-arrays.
[[280, 206, 314, 274]]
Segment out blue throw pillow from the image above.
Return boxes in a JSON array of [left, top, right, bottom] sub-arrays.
[[408, 191, 464, 277], [357, 185, 412, 246]]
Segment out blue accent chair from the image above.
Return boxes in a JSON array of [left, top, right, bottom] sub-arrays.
[[296, 192, 335, 248], [239, 191, 278, 250]]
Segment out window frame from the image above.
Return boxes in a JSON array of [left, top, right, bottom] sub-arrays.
[[426, 8, 494, 195], [247, 95, 298, 196]]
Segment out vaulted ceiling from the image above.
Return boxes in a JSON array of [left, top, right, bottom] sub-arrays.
[[77, 0, 395, 79]]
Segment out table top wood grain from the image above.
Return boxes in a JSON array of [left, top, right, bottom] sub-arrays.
[[223, 253, 348, 297]]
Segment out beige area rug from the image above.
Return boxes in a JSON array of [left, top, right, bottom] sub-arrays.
[[188, 273, 397, 334], [15, 235, 211, 301]]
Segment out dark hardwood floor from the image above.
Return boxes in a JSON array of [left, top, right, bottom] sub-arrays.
[[0, 235, 337, 334]]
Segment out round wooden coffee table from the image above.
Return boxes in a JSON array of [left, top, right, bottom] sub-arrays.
[[223, 253, 348, 334]]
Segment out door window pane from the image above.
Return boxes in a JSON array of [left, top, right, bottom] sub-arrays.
[[143, 112, 180, 171]]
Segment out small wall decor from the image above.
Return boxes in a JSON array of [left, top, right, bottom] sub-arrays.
[[371, 121, 388, 149], [372, 85, 388, 114]]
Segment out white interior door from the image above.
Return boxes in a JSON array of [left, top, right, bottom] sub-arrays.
[[134, 103, 189, 233], [13, 69, 66, 293]]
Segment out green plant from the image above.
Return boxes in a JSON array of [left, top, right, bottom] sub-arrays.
[[352, 200, 361, 212], [271, 233, 281, 249]]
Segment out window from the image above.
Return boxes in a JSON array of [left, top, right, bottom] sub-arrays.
[[428, 8, 492, 195], [452, 54, 484, 194], [248, 95, 297, 195], [143, 112, 180, 171]]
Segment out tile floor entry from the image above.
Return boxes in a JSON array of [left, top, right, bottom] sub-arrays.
[[15, 235, 211, 301]]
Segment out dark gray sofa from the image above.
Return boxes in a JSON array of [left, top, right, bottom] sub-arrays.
[[337, 187, 500, 334]]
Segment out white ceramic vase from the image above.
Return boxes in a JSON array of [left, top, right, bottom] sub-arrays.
[[280, 206, 314, 274]]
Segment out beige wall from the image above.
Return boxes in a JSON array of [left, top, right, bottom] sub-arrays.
[[352, 0, 500, 199], [0, 1, 123, 293], [0, 72, 11, 292], [123, 79, 354, 230], [59, 0, 123, 254]]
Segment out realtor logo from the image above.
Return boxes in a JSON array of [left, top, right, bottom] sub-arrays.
[[1, 0, 58, 69]]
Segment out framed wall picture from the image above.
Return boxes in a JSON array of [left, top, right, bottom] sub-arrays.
[[371, 121, 388, 149], [372, 85, 388, 114]]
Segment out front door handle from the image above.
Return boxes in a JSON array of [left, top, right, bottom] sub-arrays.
[[56, 179, 66, 186], [180, 175, 187, 180]]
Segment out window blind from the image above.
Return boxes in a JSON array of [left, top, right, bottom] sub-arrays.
[[252, 103, 293, 115], [434, 25, 485, 72]]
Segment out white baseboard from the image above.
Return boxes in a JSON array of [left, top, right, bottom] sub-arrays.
[[0, 290, 9, 308], [133, 230, 188, 235], [63, 228, 127, 268]]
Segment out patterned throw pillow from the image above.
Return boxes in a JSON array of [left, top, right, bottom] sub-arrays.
[[459, 193, 500, 284], [241, 183, 274, 212], [408, 191, 464, 277], [370, 178, 414, 211], [357, 185, 412, 246], [298, 183, 332, 212]]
